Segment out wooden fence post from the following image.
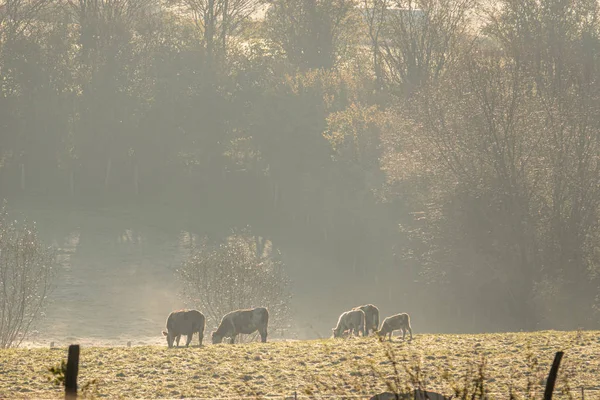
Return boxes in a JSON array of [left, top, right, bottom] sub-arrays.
[[65, 344, 80, 399], [543, 351, 564, 400]]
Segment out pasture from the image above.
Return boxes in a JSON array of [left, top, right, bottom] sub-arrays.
[[1, 330, 599, 399]]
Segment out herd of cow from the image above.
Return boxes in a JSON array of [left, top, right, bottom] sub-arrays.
[[161, 305, 412, 348]]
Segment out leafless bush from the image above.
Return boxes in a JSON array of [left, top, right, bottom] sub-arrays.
[[0, 203, 56, 348], [369, 0, 476, 94], [176, 228, 291, 336]]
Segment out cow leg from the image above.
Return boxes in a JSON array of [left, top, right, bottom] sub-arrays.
[[185, 333, 193, 347], [388, 332, 392, 341], [259, 329, 267, 343], [229, 335, 236, 344], [198, 332, 203, 347], [176, 335, 181, 347], [407, 326, 413, 341]]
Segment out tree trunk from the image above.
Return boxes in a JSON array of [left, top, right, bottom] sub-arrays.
[[205, 0, 215, 69], [222, 0, 228, 54]]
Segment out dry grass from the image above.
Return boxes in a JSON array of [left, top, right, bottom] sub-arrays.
[[1, 330, 599, 399]]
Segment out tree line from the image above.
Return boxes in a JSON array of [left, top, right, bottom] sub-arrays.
[[1, 0, 599, 332]]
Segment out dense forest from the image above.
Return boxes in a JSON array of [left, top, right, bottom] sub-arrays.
[[1, 0, 599, 334]]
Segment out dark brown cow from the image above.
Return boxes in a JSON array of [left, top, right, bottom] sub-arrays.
[[353, 304, 380, 336], [162, 309, 206, 348], [370, 390, 453, 400], [211, 307, 269, 344], [377, 313, 412, 341], [332, 309, 365, 338]]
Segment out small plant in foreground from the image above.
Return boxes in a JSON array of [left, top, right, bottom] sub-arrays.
[[47, 360, 99, 399], [373, 338, 493, 399], [444, 355, 488, 399], [47, 360, 67, 387]]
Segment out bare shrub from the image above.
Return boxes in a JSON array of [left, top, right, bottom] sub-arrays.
[[0, 203, 56, 348], [365, 0, 475, 94], [176, 228, 291, 338]]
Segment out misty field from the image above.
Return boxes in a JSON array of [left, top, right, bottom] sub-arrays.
[[1, 331, 599, 399]]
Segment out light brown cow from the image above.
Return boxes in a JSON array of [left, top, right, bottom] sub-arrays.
[[353, 304, 380, 336], [377, 313, 412, 341], [332, 309, 365, 338], [162, 309, 206, 348], [211, 307, 269, 344]]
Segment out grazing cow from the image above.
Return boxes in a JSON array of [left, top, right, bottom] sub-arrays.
[[353, 304, 380, 336], [377, 313, 412, 341], [212, 307, 269, 344], [332, 309, 365, 338], [162, 309, 206, 348]]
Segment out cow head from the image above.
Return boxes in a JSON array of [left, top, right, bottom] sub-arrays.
[[162, 330, 174, 348], [211, 331, 223, 344]]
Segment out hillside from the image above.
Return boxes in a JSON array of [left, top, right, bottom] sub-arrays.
[[2, 331, 599, 399]]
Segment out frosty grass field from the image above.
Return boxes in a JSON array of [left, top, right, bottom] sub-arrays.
[[1, 330, 599, 399]]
